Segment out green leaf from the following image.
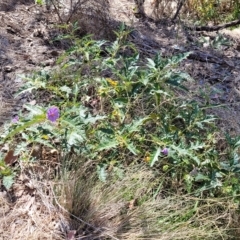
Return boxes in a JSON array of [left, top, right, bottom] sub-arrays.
[[168, 52, 191, 66], [97, 139, 118, 151], [220, 162, 230, 171], [233, 152, 239, 165], [189, 141, 205, 151], [83, 115, 106, 124], [15, 86, 37, 97], [125, 142, 139, 155], [166, 74, 188, 91], [151, 89, 170, 96], [35, 0, 43, 5], [195, 173, 210, 182], [97, 165, 107, 182], [126, 118, 147, 133], [201, 117, 216, 124], [234, 139, 240, 148], [5, 114, 46, 141], [61, 118, 80, 128], [171, 145, 200, 165], [150, 147, 161, 167], [99, 128, 115, 135], [3, 175, 14, 190], [68, 131, 85, 146], [14, 142, 29, 155], [33, 138, 55, 149], [24, 104, 45, 115], [146, 58, 156, 69], [139, 72, 149, 85], [60, 86, 72, 95], [0, 163, 12, 176]]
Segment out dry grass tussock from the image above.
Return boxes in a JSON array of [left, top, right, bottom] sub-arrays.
[[1, 163, 239, 239], [54, 164, 239, 239], [51, 0, 117, 39]]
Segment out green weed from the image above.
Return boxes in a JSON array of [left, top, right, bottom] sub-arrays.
[[0, 25, 239, 195]]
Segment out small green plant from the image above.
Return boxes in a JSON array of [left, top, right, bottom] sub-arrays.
[[197, 34, 232, 50], [0, 158, 15, 190], [35, 0, 45, 5]]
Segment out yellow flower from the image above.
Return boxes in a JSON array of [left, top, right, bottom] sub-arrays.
[[144, 152, 150, 162], [106, 78, 118, 87], [42, 135, 49, 140]]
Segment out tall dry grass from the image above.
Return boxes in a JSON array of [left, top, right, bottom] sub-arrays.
[[54, 163, 238, 239]]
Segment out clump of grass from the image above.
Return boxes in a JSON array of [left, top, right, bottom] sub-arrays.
[[55, 163, 238, 239], [40, 0, 116, 39]]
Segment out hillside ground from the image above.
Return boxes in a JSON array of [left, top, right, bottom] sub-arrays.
[[1, 0, 240, 239]]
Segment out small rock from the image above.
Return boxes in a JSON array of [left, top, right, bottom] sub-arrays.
[[4, 66, 14, 73], [50, 50, 59, 57], [43, 59, 55, 66]]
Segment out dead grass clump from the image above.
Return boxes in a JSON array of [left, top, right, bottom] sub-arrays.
[[50, 0, 117, 40], [55, 163, 238, 239]]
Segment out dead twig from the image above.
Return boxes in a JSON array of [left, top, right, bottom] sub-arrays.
[[172, 0, 186, 22], [49, 0, 63, 23], [187, 19, 240, 32]]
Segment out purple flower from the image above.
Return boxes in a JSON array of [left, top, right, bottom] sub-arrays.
[[12, 115, 19, 123], [47, 106, 60, 122], [161, 147, 168, 155]]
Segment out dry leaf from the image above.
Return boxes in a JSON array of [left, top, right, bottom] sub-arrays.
[[4, 150, 18, 165]]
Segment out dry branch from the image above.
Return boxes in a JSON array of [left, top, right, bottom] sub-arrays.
[[172, 0, 186, 22], [188, 19, 240, 32]]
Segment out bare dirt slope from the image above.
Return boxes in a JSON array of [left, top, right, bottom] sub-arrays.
[[1, 0, 240, 239], [0, 0, 61, 124]]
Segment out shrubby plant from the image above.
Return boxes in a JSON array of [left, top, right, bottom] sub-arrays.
[[0, 25, 240, 202], [185, 0, 240, 23]]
